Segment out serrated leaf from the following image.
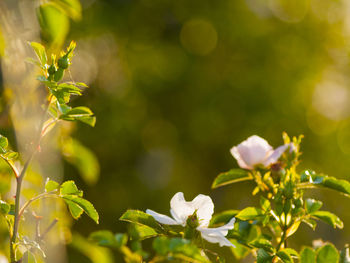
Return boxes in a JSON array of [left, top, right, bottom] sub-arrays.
[[236, 207, 264, 221], [306, 199, 323, 214], [30, 42, 47, 65], [0, 200, 10, 214], [132, 224, 159, 240], [317, 244, 339, 263], [60, 180, 82, 196], [45, 178, 60, 192], [62, 195, 99, 223], [311, 211, 343, 229], [300, 247, 316, 263], [120, 210, 164, 233], [212, 169, 252, 189], [89, 230, 127, 249], [257, 248, 273, 263], [64, 199, 84, 219]]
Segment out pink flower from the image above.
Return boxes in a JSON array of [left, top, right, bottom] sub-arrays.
[[231, 135, 293, 170]]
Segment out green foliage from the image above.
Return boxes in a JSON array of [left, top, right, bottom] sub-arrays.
[[119, 210, 164, 233], [89, 231, 127, 249], [212, 169, 252, 189], [300, 247, 316, 263], [316, 244, 339, 263]]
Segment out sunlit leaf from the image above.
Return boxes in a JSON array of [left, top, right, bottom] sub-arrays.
[[120, 210, 164, 233], [300, 247, 316, 263], [305, 199, 323, 214], [316, 244, 339, 263], [250, 238, 275, 253], [59, 106, 96, 127], [60, 180, 82, 196], [257, 248, 273, 263], [212, 169, 252, 189], [30, 42, 47, 66], [276, 249, 293, 263], [0, 200, 10, 214], [311, 211, 343, 229], [236, 207, 264, 221], [62, 195, 99, 223], [210, 209, 239, 226], [45, 178, 60, 192]]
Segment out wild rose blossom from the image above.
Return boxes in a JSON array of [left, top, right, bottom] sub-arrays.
[[146, 192, 235, 247], [230, 135, 293, 170]]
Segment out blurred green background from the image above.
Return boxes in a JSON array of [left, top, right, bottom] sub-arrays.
[[2, 0, 350, 261]]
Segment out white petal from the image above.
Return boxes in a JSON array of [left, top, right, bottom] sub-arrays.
[[189, 194, 214, 227], [230, 146, 251, 169], [197, 218, 236, 247], [170, 192, 195, 226], [263, 144, 289, 167], [146, 209, 179, 225], [231, 135, 272, 169]]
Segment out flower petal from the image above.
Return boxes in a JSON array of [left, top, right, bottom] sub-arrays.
[[189, 194, 214, 227], [231, 135, 273, 169], [263, 143, 291, 167], [230, 146, 251, 169], [146, 209, 179, 225], [170, 192, 195, 226], [197, 218, 236, 247]]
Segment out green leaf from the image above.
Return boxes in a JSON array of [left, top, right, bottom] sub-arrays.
[[212, 169, 252, 189], [317, 244, 339, 263], [62, 195, 99, 224], [300, 247, 316, 263], [276, 249, 293, 263], [0, 135, 8, 149], [250, 239, 275, 253], [132, 224, 159, 240], [305, 199, 323, 213], [0, 200, 10, 214], [61, 138, 100, 185], [120, 210, 164, 233], [37, 4, 69, 47], [59, 106, 96, 127], [210, 209, 239, 226], [260, 197, 271, 211], [153, 237, 209, 262], [257, 248, 273, 263], [89, 230, 127, 249], [30, 42, 47, 65], [300, 172, 350, 197], [60, 180, 82, 196], [3, 151, 19, 160], [236, 207, 264, 221], [302, 218, 317, 230], [340, 245, 350, 263], [46, 0, 82, 21], [311, 211, 343, 229], [45, 178, 60, 192], [231, 240, 250, 260], [64, 199, 84, 219], [57, 83, 82, 95]]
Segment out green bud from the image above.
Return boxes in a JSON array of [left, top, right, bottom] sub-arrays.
[[54, 68, 64, 82], [58, 56, 69, 69], [48, 64, 56, 75]]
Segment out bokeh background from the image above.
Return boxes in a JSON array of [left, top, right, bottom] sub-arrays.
[[2, 0, 350, 262]]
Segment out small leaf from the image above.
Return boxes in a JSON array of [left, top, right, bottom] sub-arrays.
[[60, 180, 82, 196], [260, 197, 271, 211], [257, 248, 273, 263], [59, 106, 96, 127], [311, 211, 343, 229], [0, 135, 8, 149], [276, 249, 293, 263], [120, 210, 164, 233], [62, 195, 99, 223], [236, 207, 264, 221], [89, 230, 127, 249], [306, 199, 323, 214], [286, 221, 301, 237], [300, 247, 316, 263], [132, 224, 159, 240], [302, 218, 317, 230], [45, 178, 60, 192], [30, 42, 47, 65], [64, 199, 83, 219], [212, 169, 252, 189], [250, 239, 275, 253], [0, 200, 10, 214], [317, 244, 339, 263]]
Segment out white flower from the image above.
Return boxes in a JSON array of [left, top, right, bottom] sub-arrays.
[[230, 135, 292, 170], [146, 192, 235, 247]]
